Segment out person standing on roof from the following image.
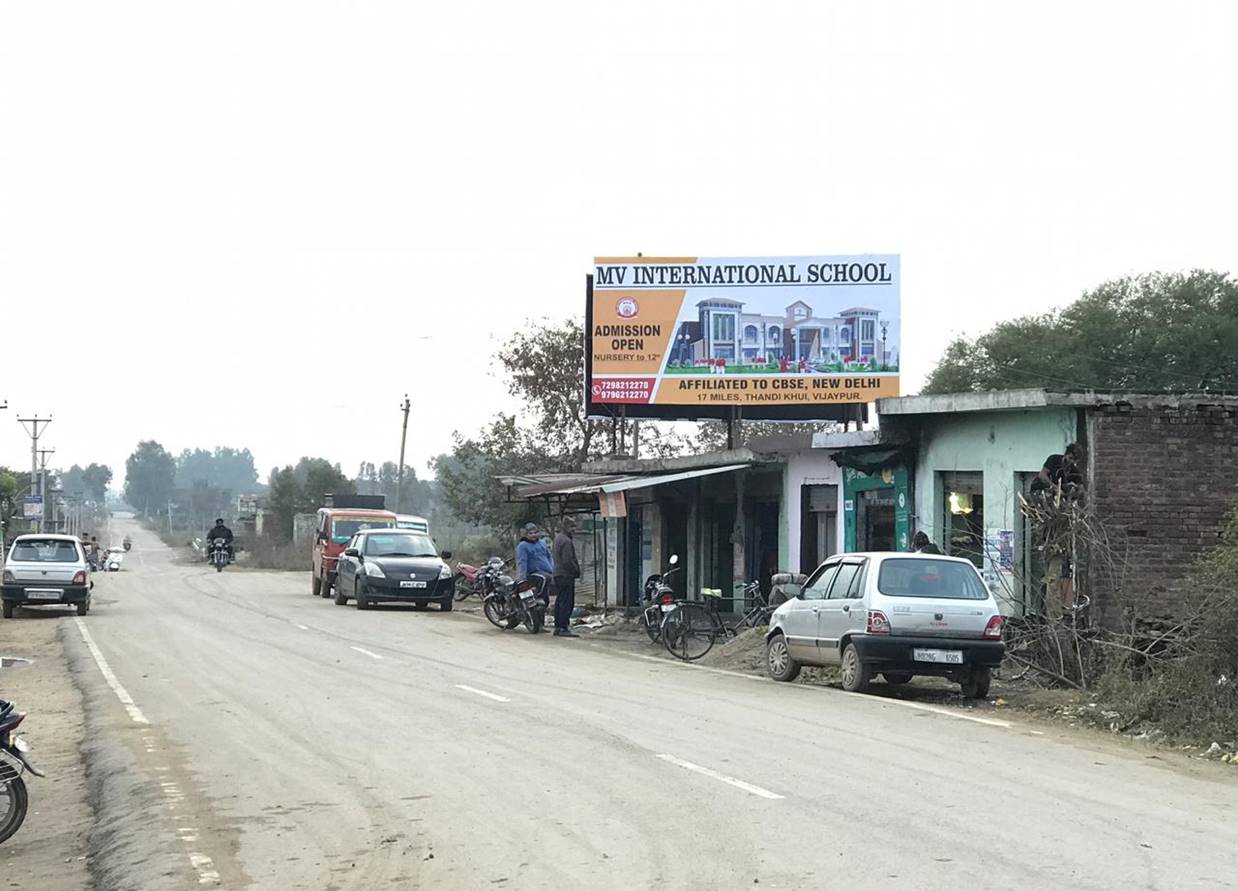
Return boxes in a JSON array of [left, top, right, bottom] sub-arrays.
[[516, 522, 553, 606]]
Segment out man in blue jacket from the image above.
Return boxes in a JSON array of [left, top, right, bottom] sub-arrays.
[[516, 523, 553, 606]]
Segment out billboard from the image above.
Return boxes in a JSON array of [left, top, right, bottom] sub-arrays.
[[587, 255, 900, 420], [22, 495, 43, 519]]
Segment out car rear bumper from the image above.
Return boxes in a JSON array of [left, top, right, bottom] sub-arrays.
[[850, 634, 1006, 672], [2, 584, 91, 606]]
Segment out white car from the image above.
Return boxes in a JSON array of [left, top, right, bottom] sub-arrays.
[[765, 552, 1006, 698], [1, 534, 93, 618]]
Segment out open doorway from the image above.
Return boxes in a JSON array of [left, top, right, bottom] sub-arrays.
[[941, 471, 984, 568], [800, 484, 838, 572], [856, 488, 895, 551]]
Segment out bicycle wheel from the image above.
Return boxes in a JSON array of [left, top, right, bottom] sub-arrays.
[[662, 603, 717, 661]]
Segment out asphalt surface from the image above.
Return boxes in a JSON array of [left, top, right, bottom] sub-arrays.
[[55, 517, 1238, 890]]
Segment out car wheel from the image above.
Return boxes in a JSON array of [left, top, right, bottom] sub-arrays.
[[333, 585, 348, 606], [961, 666, 992, 700], [312, 574, 322, 597], [1, 602, 13, 619], [439, 595, 453, 612], [882, 672, 913, 686], [840, 642, 871, 693], [766, 633, 801, 682], [76, 600, 90, 617], [354, 582, 369, 610]]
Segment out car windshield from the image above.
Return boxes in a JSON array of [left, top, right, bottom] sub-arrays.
[[876, 558, 990, 600], [331, 518, 394, 542], [9, 538, 81, 563], [363, 532, 437, 558]]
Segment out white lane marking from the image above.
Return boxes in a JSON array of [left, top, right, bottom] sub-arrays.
[[350, 646, 382, 660], [454, 684, 511, 703], [853, 693, 1013, 728], [656, 754, 784, 800], [189, 852, 221, 884], [75, 616, 150, 724], [294, 623, 309, 631]]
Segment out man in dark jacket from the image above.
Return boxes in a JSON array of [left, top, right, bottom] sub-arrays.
[[551, 516, 582, 637]]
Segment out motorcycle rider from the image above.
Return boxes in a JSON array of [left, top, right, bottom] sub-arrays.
[[516, 522, 553, 607], [207, 518, 234, 563]]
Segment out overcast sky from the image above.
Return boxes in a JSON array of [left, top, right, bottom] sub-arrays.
[[2, 0, 1235, 487]]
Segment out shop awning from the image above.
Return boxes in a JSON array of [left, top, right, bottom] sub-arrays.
[[830, 447, 910, 474], [504, 464, 751, 501]]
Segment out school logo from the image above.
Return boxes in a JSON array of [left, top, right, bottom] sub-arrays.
[[615, 297, 639, 319]]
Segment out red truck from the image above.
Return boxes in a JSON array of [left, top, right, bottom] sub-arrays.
[[311, 497, 397, 597]]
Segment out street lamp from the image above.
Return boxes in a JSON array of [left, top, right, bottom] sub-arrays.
[[879, 321, 890, 370]]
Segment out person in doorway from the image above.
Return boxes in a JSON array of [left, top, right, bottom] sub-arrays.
[[552, 517, 582, 637], [912, 531, 942, 554], [516, 522, 553, 607]]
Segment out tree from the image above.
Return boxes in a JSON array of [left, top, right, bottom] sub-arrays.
[[82, 463, 113, 502], [176, 447, 260, 494], [923, 270, 1238, 394], [432, 416, 547, 530], [354, 460, 438, 515], [264, 458, 354, 540], [124, 441, 176, 514], [0, 470, 19, 530], [498, 318, 605, 466]]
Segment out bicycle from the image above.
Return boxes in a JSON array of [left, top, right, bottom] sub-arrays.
[[662, 581, 771, 662]]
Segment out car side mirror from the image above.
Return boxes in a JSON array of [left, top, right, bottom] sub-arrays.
[[344, 547, 360, 558], [441, 550, 453, 561]]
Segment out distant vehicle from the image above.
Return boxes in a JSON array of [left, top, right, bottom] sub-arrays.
[[765, 552, 1006, 698], [311, 507, 398, 597], [1, 534, 93, 618], [332, 529, 454, 611], [396, 514, 430, 534]]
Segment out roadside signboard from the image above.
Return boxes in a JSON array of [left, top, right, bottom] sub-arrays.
[[587, 255, 900, 420], [22, 496, 43, 519]]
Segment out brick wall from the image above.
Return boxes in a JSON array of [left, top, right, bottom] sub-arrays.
[[1086, 401, 1238, 622]]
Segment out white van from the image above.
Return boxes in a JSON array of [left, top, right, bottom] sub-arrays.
[[396, 515, 430, 534]]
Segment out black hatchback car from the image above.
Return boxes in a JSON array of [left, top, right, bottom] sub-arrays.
[[333, 529, 454, 611]]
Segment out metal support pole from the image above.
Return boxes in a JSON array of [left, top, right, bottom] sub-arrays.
[[395, 394, 411, 513]]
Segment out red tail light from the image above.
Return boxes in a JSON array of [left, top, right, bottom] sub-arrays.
[[867, 610, 891, 634], [984, 615, 1005, 640], [72, 571, 87, 585], [659, 593, 675, 606]]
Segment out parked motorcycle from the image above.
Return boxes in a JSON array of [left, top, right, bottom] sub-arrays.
[[1, 663, 45, 846], [455, 556, 504, 602], [484, 572, 548, 634], [639, 554, 681, 642], [208, 538, 230, 572]]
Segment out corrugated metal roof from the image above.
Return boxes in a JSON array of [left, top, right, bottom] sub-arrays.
[[506, 464, 750, 499]]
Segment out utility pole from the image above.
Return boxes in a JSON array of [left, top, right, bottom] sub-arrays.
[[394, 394, 411, 514], [36, 448, 54, 533], [17, 415, 51, 499]]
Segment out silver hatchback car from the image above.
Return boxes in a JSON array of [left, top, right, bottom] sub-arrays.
[[765, 552, 1005, 698], [1, 534, 93, 618]]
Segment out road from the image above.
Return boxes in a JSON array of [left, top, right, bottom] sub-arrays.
[[56, 517, 1238, 889]]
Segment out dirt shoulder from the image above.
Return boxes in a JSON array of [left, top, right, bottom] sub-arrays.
[[0, 613, 93, 890]]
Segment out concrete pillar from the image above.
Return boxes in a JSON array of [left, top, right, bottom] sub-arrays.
[[732, 469, 746, 609]]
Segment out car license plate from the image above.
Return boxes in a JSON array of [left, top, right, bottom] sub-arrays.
[[400, 580, 427, 589], [913, 648, 963, 664], [26, 588, 63, 600]]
